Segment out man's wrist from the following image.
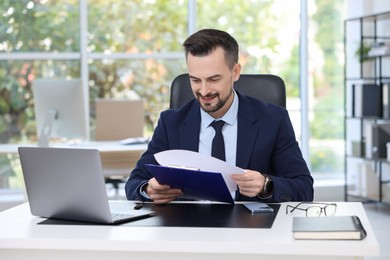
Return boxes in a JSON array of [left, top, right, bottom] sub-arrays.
[[257, 174, 274, 199], [139, 182, 151, 200]]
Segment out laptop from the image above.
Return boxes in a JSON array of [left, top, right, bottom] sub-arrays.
[[18, 146, 155, 224]]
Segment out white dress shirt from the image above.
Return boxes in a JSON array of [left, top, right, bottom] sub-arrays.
[[198, 90, 239, 165]]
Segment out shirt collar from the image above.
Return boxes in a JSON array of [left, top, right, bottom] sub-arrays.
[[200, 90, 239, 128]]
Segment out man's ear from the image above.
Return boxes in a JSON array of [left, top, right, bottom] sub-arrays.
[[233, 63, 241, 81]]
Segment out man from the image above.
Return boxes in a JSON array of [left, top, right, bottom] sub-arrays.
[[125, 29, 313, 204]]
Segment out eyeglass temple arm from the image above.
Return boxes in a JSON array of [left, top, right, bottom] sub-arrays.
[[286, 203, 306, 214]]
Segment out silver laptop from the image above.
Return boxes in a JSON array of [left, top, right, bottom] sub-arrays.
[[18, 146, 155, 224]]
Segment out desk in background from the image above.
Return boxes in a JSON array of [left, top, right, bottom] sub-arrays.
[[0, 142, 147, 176], [0, 201, 380, 260], [0, 142, 147, 194], [0, 141, 148, 154]]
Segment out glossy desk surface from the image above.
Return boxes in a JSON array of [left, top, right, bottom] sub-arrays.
[[0, 201, 380, 260]]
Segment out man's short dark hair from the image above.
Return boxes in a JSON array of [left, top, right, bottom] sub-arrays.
[[183, 29, 239, 70]]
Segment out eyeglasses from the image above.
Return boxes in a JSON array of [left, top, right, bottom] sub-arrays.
[[285, 202, 337, 217]]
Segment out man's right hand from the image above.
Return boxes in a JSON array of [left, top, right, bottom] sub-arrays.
[[145, 177, 183, 204]]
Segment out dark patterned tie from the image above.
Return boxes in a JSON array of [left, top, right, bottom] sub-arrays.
[[210, 120, 226, 161]]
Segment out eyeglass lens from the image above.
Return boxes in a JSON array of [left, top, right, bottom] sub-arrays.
[[306, 204, 336, 216], [324, 204, 337, 216], [306, 206, 322, 216]]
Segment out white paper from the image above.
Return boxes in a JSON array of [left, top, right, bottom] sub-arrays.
[[154, 149, 244, 193]]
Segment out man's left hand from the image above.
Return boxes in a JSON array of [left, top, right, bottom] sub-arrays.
[[231, 170, 265, 197]]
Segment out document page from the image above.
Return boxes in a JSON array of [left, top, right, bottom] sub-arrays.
[[154, 149, 244, 193]]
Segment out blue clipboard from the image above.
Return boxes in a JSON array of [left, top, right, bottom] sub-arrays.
[[145, 164, 235, 204]]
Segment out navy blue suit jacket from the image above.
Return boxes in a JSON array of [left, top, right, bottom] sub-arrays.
[[125, 92, 313, 202]]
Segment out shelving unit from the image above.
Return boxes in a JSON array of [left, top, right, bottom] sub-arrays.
[[344, 11, 390, 204]]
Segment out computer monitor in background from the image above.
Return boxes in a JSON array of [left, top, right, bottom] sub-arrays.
[[32, 79, 88, 147]]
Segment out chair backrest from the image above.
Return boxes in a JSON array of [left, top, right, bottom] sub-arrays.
[[95, 99, 144, 141], [169, 73, 286, 109]]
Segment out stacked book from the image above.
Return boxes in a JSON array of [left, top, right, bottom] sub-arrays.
[[293, 215, 367, 240]]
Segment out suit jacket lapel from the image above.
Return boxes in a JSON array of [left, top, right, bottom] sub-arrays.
[[178, 102, 201, 152], [236, 94, 259, 169]]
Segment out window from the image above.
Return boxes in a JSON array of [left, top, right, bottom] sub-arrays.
[[0, 0, 346, 193]]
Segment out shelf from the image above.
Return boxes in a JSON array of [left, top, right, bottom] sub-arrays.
[[360, 36, 390, 40], [345, 116, 384, 120], [345, 77, 382, 81], [377, 157, 390, 162], [363, 54, 390, 60], [345, 78, 390, 85], [346, 155, 390, 164], [345, 11, 390, 204], [346, 11, 390, 22], [346, 155, 372, 160]]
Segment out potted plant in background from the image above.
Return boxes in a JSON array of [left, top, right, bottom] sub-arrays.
[[355, 41, 374, 78]]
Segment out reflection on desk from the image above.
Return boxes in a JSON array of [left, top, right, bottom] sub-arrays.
[[38, 203, 281, 228], [0, 201, 380, 260]]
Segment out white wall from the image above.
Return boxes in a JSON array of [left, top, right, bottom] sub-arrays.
[[347, 0, 390, 18]]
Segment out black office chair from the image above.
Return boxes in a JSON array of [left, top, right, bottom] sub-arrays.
[[169, 73, 286, 109]]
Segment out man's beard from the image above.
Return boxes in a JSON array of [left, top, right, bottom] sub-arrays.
[[197, 88, 233, 114]]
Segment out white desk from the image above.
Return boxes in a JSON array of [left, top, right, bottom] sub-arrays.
[[0, 201, 380, 260]]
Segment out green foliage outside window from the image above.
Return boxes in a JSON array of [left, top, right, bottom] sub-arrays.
[[0, 0, 346, 189]]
